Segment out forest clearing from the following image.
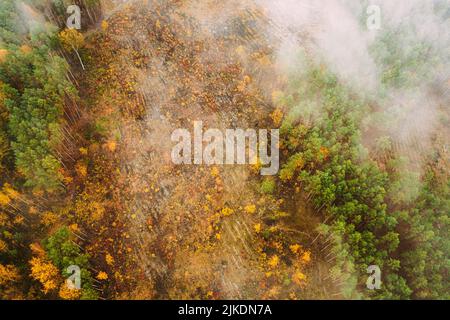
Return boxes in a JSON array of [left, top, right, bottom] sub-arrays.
[[0, 0, 448, 301]]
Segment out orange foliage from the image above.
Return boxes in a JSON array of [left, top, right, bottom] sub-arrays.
[[97, 271, 108, 280]]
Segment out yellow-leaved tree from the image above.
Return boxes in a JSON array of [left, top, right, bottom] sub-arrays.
[[29, 257, 60, 294], [59, 282, 81, 300], [59, 29, 85, 70], [0, 264, 20, 286], [0, 264, 21, 299]]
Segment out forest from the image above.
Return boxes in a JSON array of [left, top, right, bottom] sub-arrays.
[[0, 0, 448, 300]]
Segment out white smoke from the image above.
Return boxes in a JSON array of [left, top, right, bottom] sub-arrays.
[[256, 0, 449, 161]]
